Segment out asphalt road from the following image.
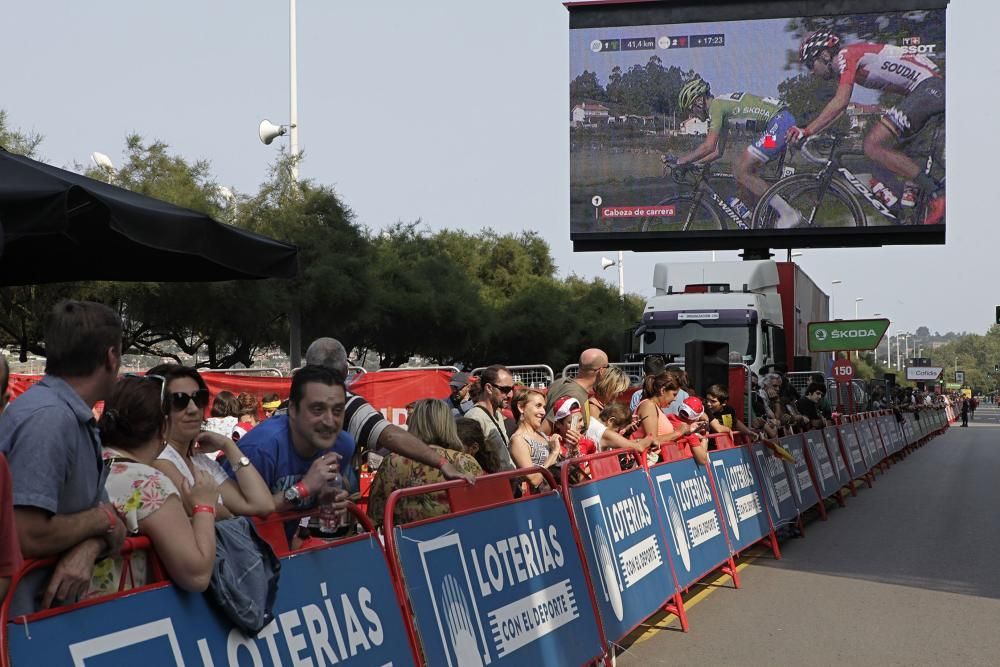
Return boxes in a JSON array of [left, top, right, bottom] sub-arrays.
[[619, 414, 1000, 666]]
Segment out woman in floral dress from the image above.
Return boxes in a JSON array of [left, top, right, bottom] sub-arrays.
[[87, 376, 220, 597], [367, 399, 483, 529]]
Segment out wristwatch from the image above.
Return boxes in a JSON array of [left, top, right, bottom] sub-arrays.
[[284, 484, 305, 507], [233, 455, 251, 472]]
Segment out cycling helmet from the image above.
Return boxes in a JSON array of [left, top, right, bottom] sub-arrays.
[[677, 77, 711, 113], [799, 29, 841, 64]]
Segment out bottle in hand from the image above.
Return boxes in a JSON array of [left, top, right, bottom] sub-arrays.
[[319, 472, 346, 534]]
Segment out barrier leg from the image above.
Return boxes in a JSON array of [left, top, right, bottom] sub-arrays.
[[721, 557, 742, 588], [834, 489, 846, 508], [767, 529, 782, 560], [846, 480, 858, 497], [816, 496, 828, 521], [665, 592, 689, 633], [796, 515, 806, 537]]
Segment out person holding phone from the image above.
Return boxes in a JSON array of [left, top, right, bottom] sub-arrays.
[[665, 397, 711, 464]]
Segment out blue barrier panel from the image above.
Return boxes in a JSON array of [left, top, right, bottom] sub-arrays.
[[708, 447, 772, 553], [837, 423, 868, 478], [393, 492, 603, 667], [748, 442, 798, 528], [779, 435, 820, 513], [6, 535, 416, 667], [649, 458, 731, 590], [821, 426, 850, 488], [878, 417, 900, 455], [857, 419, 882, 464], [866, 418, 890, 460], [802, 431, 838, 499], [567, 467, 675, 643], [900, 418, 913, 446]]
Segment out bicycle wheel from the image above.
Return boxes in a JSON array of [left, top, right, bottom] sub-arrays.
[[751, 174, 866, 230], [639, 194, 724, 232]]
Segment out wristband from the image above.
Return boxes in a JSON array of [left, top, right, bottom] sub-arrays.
[[193, 504, 217, 516], [437, 457, 449, 470], [99, 504, 117, 535], [294, 481, 310, 499]]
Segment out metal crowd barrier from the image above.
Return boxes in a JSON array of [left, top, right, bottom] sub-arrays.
[[470, 364, 555, 388]]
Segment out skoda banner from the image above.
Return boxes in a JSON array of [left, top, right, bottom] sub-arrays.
[[649, 458, 732, 590], [6, 536, 416, 667], [802, 432, 839, 499], [393, 492, 603, 667], [821, 427, 850, 487], [568, 467, 676, 642], [748, 442, 798, 528], [778, 435, 820, 513], [708, 448, 772, 554], [807, 319, 890, 352]]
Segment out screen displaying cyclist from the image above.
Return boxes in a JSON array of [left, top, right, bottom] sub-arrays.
[[671, 76, 803, 229], [788, 30, 944, 225]]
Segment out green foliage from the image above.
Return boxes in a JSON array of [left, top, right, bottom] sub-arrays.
[[0, 110, 43, 157], [571, 57, 690, 117], [777, 73, 845, 127], [0, 113, 639, 369], [926, 327, 1000, 393]]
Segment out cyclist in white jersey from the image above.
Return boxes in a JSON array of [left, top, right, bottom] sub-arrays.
[[788, 30, 944, 224]]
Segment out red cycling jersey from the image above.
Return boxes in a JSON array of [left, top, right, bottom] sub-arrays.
[[835, 43, 940, 96]]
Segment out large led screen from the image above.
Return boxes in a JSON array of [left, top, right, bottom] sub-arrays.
[[569, 4, 946, 252]]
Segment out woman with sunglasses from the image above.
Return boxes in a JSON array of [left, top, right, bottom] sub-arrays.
[[88, 376, 219, 595], [149, 365, 274, 519]]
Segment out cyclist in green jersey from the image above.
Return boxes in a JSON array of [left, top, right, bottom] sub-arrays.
[[670, 76, 803, 229]]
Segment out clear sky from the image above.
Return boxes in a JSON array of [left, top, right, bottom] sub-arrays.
[[2, 0, 995, 338]]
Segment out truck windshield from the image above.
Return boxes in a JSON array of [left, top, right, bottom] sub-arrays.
[[641, 323, 755, 361]]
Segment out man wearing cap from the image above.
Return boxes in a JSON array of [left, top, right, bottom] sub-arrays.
[[665, 396, 710, 465], [544, 348, 609, 433], [467, 365, 516, 472], [448, 372, 475, 417]]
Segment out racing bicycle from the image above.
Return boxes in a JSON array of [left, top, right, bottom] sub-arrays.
[[638, 148, 791, 233], [750, 122, 944, 229]]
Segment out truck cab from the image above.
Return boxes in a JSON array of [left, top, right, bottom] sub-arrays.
[[634, 260, 828, 375]]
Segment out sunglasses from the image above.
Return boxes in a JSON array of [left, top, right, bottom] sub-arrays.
[[491, 384, 514, 394], [123, 373, 209, 412]]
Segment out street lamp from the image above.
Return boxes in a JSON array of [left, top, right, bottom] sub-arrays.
[[854, 297, 864, 319], [873, 313, 882, 365], [601, 254, 625, 298], [830, 280, 842, 319]]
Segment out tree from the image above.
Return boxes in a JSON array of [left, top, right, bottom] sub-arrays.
[[777, 73, 845, 128], [570, 71, 606, 107]]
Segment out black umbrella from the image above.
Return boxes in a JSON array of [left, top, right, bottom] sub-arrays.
[[0, 148, 299, 285]]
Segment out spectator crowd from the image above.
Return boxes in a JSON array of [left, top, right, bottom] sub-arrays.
[[0, 300, 956, 622]]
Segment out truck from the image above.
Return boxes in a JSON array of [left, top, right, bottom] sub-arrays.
[[632, 260, 829, 375]]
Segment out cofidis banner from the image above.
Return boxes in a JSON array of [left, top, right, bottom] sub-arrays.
[[568, 467, 675, 642], [393, 492, 603, 666], [7, 536, 415, 667], [649, 457, 730, 589], [821, 426, 850, 487], [837, 423, 868, 477], [708, 447, 771, 553], [779, 435, 819, 513], [802, 431, 838, 499], [748, 441, 797, 527]]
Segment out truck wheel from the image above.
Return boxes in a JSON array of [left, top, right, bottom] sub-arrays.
[[639, 194, 724, 232]]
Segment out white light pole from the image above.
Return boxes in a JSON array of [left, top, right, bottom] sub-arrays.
[[873, 313, 882, 365], [289, 0, 299, 180], [601, 254, 625, 298], [830, 279, 842, 319], [854, 297, 864, 319]]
